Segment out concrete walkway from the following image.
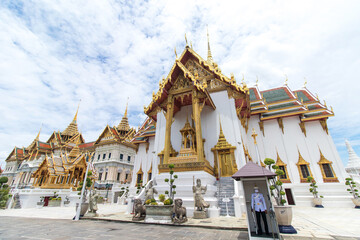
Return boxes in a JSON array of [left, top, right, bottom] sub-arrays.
[[0, 204, 359, 239]]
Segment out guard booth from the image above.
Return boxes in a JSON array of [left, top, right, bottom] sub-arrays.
[[232, 162, 280, 239]]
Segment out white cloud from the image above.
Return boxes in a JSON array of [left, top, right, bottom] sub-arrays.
[[1, 0, 360, 168]]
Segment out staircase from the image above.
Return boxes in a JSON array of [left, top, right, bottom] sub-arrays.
[[215, 177, 235, 216]]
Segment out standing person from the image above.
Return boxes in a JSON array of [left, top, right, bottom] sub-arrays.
[[251, 186, 269, 235]]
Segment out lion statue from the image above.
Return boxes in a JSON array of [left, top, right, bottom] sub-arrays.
[[173, 198, 187, 223], [132, 199, 146, 221]]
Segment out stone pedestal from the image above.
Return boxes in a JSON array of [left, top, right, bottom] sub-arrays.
[[193, 210, 207, 219], [84, 212, 98, 218]]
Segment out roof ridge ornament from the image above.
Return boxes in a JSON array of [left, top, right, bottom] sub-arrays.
[[185, 33, 188, 47], [284, 74, 288, 86], [174, 47, 178, 59], [303, 77, 307, 88]]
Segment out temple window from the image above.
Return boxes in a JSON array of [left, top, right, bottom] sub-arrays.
[[103, 154, 106, 160], [97, 154, 100, 160], [104, 172, 108, 180], [117, 172, 121, 181], [275, 152, 291, 183], [120, 154, 123, 160], [136, 167, 143, 186], [125, 173, 129, 180], [318, 149, 338, 182], [108, 153, 111, 159], [296, 150, 313, 183], [128, 156, 131, 162], [98, 172, 102, 180]]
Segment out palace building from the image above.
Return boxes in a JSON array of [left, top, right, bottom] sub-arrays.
[[129, 35, 350, 217]]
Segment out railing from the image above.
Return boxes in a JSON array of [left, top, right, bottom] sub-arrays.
[[134, 178, 155, 200]]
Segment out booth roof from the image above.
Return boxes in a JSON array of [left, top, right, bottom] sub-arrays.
[[232, 162, 276, 180]]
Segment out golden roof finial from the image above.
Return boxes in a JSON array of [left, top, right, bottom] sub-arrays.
[[230, 73, 235, 83], [174, 47, 178, 59], [207, 25, 213, 64], [316, 93, 319, 101], [284, 74, 288, 85], [255, 76, 259, 86], [73, 99, 81, 123], [190, 41, 193, 49], [331, 106, 334, 112], [323, 100, 327, 107], [124, 97, 129, 118], [303, 77, 307, 88], [185, 33, 188, 47], [241, 73, 245, 84]]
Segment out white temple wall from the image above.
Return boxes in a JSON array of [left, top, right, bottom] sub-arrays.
[[154, 111, 166, 158], [171, 105, 192, 154]]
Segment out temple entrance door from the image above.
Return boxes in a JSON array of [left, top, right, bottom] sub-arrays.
[[219, 150, 233, 177]]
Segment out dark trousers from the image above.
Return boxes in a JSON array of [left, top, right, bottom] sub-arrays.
[[255, 211, 269, 235]]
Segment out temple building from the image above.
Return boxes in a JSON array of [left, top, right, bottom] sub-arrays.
[[130, 35, 350, 217], [92, 103, 137, 202]]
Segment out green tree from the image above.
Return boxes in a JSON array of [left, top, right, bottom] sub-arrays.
[[164, 164, 177, 201], [0, 176, 8, 188]]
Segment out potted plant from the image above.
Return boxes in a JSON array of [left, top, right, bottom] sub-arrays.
[[0, 183, 10, 209], [264, 158, 296, 233], [144, 165, 176, 223], [48, 192, 62, 207], [345, 177, 360, 208], [306, 176, 324, 208]]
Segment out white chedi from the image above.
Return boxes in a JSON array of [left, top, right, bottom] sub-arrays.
[[345, 140, 360, 185]]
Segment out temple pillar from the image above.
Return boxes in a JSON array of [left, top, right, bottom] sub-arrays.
[[164, 95, 174, 163], [192, 91, 204, 162]]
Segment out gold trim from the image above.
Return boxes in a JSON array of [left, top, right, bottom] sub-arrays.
[[299, 121, 307, 137], [275, 151, 291, 183], [317, 148, 338, 182], [277, 118, 284, 134], [296, 149, 313, 183], [258, 121, 265, 136]]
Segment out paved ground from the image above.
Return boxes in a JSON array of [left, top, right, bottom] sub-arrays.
[[0, 216, 248, 240], [0, 205, 359, 239]]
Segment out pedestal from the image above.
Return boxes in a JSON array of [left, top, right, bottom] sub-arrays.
[[193, 210, 207, 219]]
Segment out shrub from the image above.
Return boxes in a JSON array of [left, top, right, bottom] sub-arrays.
[[158, 194, 166, 202], [145, 199, 152, 205], [264, 158, 286, 206], [307, 176, 323, 199], [345, 177, 359, 199], [164, 164, 177, 201]]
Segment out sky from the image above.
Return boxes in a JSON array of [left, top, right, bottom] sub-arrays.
[[1, 0, 360, 169]]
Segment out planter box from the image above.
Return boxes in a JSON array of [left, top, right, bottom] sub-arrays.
[[352, 198, 360, 208], [274, 205, 297, 234], [145, 205, 173, 224], [312, 198, 324, 208], [48, 200, 61, 207], [76, 203, 89, 216], [97, 198, 104, 204]]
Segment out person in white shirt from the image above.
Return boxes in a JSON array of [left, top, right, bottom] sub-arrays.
[[251, 186, 269, 235]]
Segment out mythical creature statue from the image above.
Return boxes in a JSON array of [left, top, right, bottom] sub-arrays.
[[173, 198, 187, 223], [132, 199, 146, 221], [193, 178, 210, 211], [145, 181, 158, 202], [89, 190, 99, 214]]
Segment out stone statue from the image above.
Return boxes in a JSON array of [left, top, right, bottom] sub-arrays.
[[173, 198, 187, 223], [12, 193, 21, 209], [193, 178, 210, 211], [89, 190, 99, 214], [145, 181, 158, 202], [132, 199, 146, 221]]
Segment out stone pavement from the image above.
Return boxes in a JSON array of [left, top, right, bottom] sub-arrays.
[[0, 204, 359, 239], [0, 216, 247, 240]]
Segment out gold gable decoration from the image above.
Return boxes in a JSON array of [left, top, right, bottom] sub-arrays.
[[318, 148, 338, 182], [211, 121, 237, 178], [275, 151, 291, 183], [296, 149, 313, 183]]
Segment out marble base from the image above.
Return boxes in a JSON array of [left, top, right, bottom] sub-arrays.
[[84, 212, 98, 218], [193, 210, 207, 219]]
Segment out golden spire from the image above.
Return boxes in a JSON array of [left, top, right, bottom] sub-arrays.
[[207, 26, 213, 64], [124, 97, 129, 118], [190, 41, 193, 49], [303, 77, 307, 88], [73, 100, 81, 123], [62, 102, 80, 136], [255, 76, 259, 86], [174, 47, 178, 59], [185, 33, 188, 47], [36, 124, 42, 140]]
